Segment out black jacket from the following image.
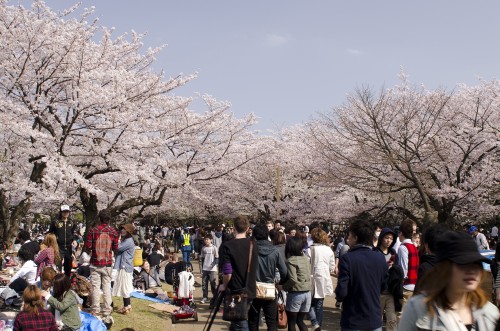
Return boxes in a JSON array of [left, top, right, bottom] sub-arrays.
[[49, 219, 77, 249], [414, 254, 438, 294]]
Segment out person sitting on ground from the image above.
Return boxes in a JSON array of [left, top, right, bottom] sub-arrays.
[[18, 230, 40, 262], [8, 246, 37, 293], [14, 285, 58, 331], [147, 243, 164, 269], [139, 260, 165, 297], [34, 233, 61, 281], [42, 273, 82, 331], [164, 254, 181, 285]]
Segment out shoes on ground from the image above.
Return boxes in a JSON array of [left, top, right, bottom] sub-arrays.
[[102, 315, 114, 330], [313, 324, 321, 331], [200, 297, 208, 304]]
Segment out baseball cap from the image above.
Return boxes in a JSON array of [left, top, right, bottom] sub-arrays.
[[468, 226, 478, 234], [436, 231, 489, 265], [60, 205, 70, 211]]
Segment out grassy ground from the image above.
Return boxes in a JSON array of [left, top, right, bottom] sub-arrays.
[[107, 283, 174, 330]]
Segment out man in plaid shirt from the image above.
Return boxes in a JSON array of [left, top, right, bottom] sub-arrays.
[[85, 210, 119, 323]]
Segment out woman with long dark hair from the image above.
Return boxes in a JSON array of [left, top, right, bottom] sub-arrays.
[[112, 223, 136, 314], [399, 231, 499, 330]]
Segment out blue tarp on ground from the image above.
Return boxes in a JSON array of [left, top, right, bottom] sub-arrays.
[[78, 311, 107, 331], [130, 291, 170, 303]]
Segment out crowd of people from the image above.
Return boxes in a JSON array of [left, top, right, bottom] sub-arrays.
[[2, 203, 500, 331]]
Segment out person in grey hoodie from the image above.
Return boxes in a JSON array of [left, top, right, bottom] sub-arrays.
[[248, 223, 288, 331]]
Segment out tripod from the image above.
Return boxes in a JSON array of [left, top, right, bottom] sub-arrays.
[[203, 290, 225, 331]]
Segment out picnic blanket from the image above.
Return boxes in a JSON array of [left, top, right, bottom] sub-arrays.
[[130, 291, 170, 303], [78, 311, 107, 331], [148, 302, 177, 314]]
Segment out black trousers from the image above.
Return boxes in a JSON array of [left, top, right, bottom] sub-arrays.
[[59, 248, 73, 276], [248, 298, 278, 331]]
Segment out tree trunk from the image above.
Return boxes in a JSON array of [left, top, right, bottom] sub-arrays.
[[0, 189, 32, 244], [80, 188, 98, 239]]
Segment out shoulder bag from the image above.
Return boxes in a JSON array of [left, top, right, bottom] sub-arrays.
[[222, 240, 254, 321]]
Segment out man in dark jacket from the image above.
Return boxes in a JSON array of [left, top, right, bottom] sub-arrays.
[[49, 204, 77, 276], [248, 223, 287, 331], [335, 219, 387, 331]]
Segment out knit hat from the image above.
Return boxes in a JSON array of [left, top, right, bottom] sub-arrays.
[[121, 223, 135, 236], [435, 231, 489, 265]]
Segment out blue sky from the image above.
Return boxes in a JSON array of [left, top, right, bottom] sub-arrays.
[[14, 1, 500, 131]]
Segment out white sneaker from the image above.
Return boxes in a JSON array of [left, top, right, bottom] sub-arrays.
[[312, 325, 321, 331], [200, 297, 208, 304]]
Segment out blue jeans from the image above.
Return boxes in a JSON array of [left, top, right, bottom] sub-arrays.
[[230, 320, 249, 331], [309, 298, 324, 326], [182, 250, 191, 264]]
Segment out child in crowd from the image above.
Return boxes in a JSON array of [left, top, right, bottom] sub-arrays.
[[200, 234, 218, 308], [42, 273, 82, 331]]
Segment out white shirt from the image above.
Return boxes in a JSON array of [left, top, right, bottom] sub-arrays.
[[491, 226, 498, 237], [10, 260, 37, 285], [201, 245, 218, 272]]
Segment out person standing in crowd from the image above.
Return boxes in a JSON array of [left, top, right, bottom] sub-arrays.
[[200, 234, 219, 308], [113, 223, 136, 315], [470, 226, 490, 251], [42, 273, 82, 331], [213, 226, 224, 251], [34, 233, 60, 280], [335, 219, 387, 331], [414, 223, 449, 294], [375, 228, 399, 331], [218, 215, 258, 331], [397, 219, 419, 306], [85, 210, 119, 324], [279, 236, 311, 331], [308, 228, 335, 331], [179, 227, 193, 265], [17, 230, 40, 262], [398, 231, 499, 331], [173, 226, 181, 253], [248, 223, 287, 331], [14, 285, 58, 331], [491, 223, 499, 248], [49, 204, 77, 276]]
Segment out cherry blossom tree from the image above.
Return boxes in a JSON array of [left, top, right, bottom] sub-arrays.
[[304, 76, 500, 225], [0, 1, 266, 240]]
